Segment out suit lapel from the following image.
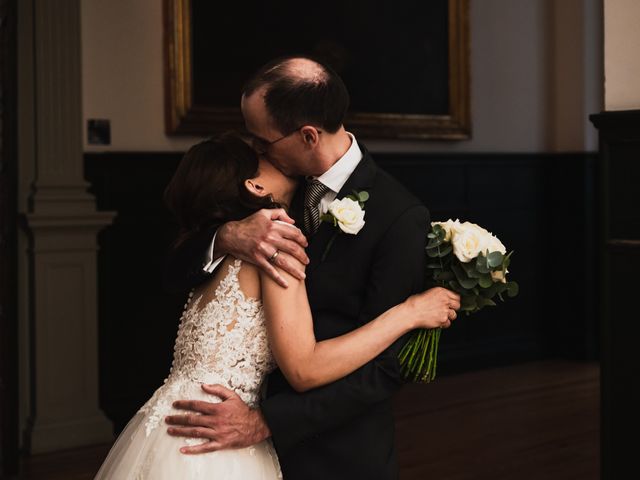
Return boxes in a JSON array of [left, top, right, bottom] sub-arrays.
[[306, 144, 377, 274]]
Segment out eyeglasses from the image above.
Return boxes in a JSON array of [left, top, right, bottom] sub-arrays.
[[246, 126, 321, 154], [246, 126, 301, 153]]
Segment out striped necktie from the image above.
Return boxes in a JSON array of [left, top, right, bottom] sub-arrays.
[[303, 179, 330, 236]]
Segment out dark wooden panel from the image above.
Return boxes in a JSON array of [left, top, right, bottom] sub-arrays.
[[378, 153, 599, 369], [604, 245, 640, 473], [607, 141, 640, 239], [0, 0, 18, 476], [590, 109, 640, 480], [86, 153, 186, 432], [85, 150, 599, 432]]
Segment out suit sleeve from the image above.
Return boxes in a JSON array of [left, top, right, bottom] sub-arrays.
[[162, 224, 219, 294], [260, 203, 429, 455]]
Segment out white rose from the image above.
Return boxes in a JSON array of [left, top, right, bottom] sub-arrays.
[[485, 235, 507, 255], [461, 222, 506, 256], [451, 222, 487, 262], [327, 197, 365, 235]]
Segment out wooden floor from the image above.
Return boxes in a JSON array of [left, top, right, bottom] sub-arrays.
[[13, 359, 599, 480], [393, 359, 599, 480]]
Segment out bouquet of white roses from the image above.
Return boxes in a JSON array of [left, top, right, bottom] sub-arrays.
[[398, 219, 519, 383]]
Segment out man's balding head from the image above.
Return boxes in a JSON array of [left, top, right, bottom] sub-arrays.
[[242, 55, 350, 134]]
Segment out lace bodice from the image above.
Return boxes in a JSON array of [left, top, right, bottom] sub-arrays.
[[139, 259, 276, 436]]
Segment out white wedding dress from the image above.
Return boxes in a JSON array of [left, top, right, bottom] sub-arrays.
[[94, 259, 282, 479]]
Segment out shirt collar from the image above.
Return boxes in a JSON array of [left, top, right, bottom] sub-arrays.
[[311, 132, 363, 193]]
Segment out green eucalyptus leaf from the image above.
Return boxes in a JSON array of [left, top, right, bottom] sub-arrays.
[[448, 280, 471, 295], [427, 233, 436, 239], [461, 295, 478, 310], [479, 282, 500, 297], [427, 261, 444, 269], [476, 254, 490, 274], [460, 261, 482, 278], [426, 248, 440, 258], [478, 274, 493, 288], [477, 296, 497, 307], [358, 191, 370, 202], [438, 244, 452, 257], [451, 264, 478, 290], [427, 237, 443, 248], [451, 264, 467, 282], [487, 251, 504, 268], [506, 281, 519, 297], [459, 277, 479, 289], [431, 225, 447, 242], [435, 271, 455, 282]]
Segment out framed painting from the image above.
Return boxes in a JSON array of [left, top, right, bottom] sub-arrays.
[[164, 0, 470, 140]]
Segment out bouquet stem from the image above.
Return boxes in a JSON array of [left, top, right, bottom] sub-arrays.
[[398, 328, 441, 383]]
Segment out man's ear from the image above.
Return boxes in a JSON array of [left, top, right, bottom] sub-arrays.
[[300, 126, 320, 147], [244, 178, 267, 197]]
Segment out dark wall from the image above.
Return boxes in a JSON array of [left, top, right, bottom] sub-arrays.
[[85, 150, 599, 433]]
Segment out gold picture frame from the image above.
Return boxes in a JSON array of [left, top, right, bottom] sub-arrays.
[[164, 0, 470, 140]]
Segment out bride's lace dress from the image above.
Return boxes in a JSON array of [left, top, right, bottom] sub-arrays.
[[94, 259, 282, 479]]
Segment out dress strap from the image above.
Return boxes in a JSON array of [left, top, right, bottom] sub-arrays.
[[213, 258, 243, 299]]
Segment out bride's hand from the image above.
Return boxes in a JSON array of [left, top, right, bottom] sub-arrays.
[[404, 287, 461, 330]]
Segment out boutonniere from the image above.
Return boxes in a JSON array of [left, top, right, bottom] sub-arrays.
[[319, 190, 369, 261]]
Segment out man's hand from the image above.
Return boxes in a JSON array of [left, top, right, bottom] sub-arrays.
[[165, 384, 271, 454], [216, 209, 309, 288]]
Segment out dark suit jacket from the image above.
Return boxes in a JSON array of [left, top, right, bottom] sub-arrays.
[[163, 144, 429, 480]]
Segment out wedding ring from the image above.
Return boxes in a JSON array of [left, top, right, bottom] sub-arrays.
[[268, 250, 279, 263]]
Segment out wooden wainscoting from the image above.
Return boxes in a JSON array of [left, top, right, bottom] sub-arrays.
[[85, 151, 599, 434], [16, 359, 599, 480]]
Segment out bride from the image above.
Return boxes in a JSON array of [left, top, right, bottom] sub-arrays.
[[94, 133, 459, 479]]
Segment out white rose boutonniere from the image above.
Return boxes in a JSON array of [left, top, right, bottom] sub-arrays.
[[327, 197, 366, 234], [319, 190, 369, 260]]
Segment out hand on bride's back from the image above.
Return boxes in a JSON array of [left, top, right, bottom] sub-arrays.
[[405, 287, 461, 330]]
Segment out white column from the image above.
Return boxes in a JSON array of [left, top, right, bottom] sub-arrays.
[[24, 0, 115, 453]]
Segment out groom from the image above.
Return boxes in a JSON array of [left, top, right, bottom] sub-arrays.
[[163, 56, 458, 479]]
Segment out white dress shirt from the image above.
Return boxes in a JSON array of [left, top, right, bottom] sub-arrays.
[[203, 132, 363, 273], [311, 131, 363, 217]]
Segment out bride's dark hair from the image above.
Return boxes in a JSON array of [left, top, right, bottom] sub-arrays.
[[164, 132, 279, 247]]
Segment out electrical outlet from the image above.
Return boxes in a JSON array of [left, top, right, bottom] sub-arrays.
[[88, 119, 111, 145]]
